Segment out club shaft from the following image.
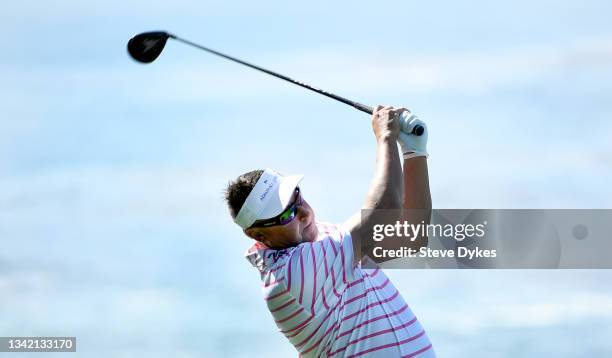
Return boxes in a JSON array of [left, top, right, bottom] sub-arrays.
[[170, 34, 374, 115]]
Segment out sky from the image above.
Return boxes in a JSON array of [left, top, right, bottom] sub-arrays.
[[1, 0, 612, 357]]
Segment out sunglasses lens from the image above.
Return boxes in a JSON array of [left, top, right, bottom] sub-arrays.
[[279, 207, 296, 224]]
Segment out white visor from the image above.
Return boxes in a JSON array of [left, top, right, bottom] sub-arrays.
[[234, 169, 304, 229]]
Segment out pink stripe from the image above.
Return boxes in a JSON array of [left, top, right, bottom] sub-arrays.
[[322, 240, 329, 276], [345, 278, 391, 305], [340, 241, 347, 284], [298, 252, 305, 304], [287, 249, 294, 291], [275, 306, 304, 324], [342, 290, 399, 322], [346, 330, 426, 358], [265, 288, 288, 301], [280, 314, 314, 334], [347, 277, 364, 288], [320, 240, 331, 309], [269, 298, 296, 313], [346, 269, 381, 289], [330, 239, 338, 256], [328, 242, 342, 299], [263, 277, 284, 288], [269, 263, 286, 273], [402, 344, 433, 358], [366, 268, 381, 278], [328, 317, 418, 356], [284, 317, 311, 338], [300, 328, 331, 354], [330, 264, 341, 298], [285, 324, 308, 339], [310, 243, 317, 312], [321, 285, 330, 310], [339, 231, 347, 284], [337, 305, 413, 339]]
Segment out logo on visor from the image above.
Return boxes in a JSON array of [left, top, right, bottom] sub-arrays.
[[259, 182, 274, 201]]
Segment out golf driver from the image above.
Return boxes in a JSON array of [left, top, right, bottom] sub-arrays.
[[127, 31, 424, 136]]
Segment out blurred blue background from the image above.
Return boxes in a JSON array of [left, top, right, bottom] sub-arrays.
[[1, 0, 611, 356]]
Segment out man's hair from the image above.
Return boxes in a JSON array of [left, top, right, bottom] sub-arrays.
[[224, 169, 264, 218]]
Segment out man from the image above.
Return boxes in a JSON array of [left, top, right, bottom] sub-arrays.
[[224, 106, 435, 357]]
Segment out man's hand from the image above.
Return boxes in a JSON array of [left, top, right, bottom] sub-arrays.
[[371, 105, 405, 143], [398, 111, 428, 159]]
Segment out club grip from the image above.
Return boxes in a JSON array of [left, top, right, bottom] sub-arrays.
[[400, 111, 425, 136]]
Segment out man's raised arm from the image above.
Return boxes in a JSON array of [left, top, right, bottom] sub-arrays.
[[399, 112, 431, 249], [344, 107, 431, 265], [343, 105, 405, 264]]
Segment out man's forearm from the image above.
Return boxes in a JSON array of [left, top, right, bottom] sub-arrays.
[[402, 156, 432, 251], [364, 138, 403, 210], [403, 157, 431, 210]]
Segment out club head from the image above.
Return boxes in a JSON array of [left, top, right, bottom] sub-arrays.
[[127, 31, 172, 63]]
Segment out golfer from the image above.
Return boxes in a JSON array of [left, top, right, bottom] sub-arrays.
[[225, 106, 435, 357]]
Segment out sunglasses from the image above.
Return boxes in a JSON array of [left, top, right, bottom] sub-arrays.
[[250, 187, 303, 228]]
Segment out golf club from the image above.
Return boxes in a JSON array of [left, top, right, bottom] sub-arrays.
[[127, 31, 424, 136]]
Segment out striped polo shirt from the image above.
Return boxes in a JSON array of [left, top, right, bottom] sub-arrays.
[[245, 221, 435, 357]]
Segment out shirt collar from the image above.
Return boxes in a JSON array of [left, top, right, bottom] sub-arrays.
[[244, 242, 268, 271], [244, 242, 293, 273], [244, 222, 325, 271]]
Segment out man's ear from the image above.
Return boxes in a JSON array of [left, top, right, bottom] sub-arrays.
[[245, 227, 264, 242]]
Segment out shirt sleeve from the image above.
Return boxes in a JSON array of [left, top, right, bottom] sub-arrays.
[[283, 224, 355, 313]]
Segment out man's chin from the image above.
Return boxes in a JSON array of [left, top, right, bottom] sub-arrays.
[[301, 223, 318, 242]]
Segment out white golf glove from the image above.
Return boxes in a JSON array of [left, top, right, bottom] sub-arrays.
[[398, 110, 428, 159]]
